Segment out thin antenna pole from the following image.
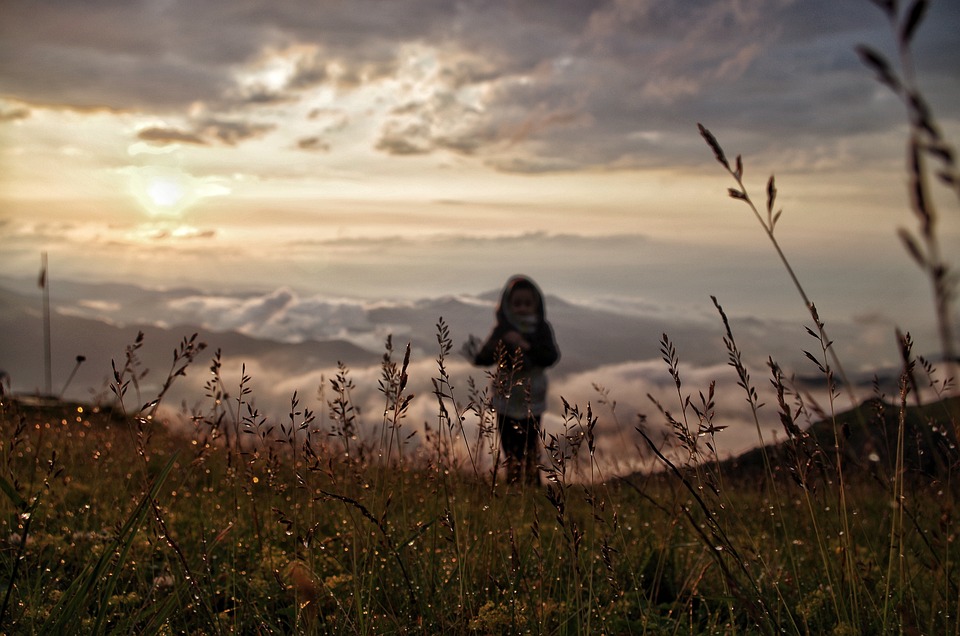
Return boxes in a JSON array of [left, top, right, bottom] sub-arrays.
[[40, 252, 52, 395]]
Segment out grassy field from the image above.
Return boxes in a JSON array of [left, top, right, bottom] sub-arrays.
[[3, 3, 960, 634], [1, 342, 958, 634]]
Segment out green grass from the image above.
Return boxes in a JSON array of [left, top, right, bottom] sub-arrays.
[[1, 368, 958, 634]]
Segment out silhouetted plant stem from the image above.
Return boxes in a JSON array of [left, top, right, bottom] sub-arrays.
[[633, 424, 773, 632], [858, 0, 959, 383], [58, 355, 86, 399], [698, 123, 858, 410], [0, 476, 37, 627]]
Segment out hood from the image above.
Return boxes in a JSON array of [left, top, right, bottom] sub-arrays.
[[495, 274, 546, 331]]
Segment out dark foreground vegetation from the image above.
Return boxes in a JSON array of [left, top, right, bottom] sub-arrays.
[[2, 2, 959, 633], [1, 383, 958, 635]]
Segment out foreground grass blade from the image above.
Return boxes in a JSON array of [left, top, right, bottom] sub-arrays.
[[40, 453, 179, 635]]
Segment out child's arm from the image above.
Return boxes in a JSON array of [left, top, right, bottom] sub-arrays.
[[461, 335, 483, 362], [472, 327, 506, 366], [501, 330, 530, 352], [525, 323, 559, 367], [472, 324, 557, 368]]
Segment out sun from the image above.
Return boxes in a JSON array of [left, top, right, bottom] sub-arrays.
[[128, 166, 199, 218], [146, 176, 186, 209]]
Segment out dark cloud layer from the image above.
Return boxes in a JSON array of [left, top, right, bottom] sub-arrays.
[[2, 0, 956, 172]]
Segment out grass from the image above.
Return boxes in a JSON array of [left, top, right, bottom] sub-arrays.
[[1, 383, 957, 634], [2, 3, 959, 634]]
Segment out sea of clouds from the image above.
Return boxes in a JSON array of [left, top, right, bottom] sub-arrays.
[[1, 276, 941, 476]]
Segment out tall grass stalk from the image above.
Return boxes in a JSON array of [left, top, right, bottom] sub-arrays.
[[858, 0, 959, 380], [697, 123, 859, 415], [882, 342, 912, 632]]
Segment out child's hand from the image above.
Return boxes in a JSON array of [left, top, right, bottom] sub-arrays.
[[461, 335, 482, 360], [502, 330, 530, 351]]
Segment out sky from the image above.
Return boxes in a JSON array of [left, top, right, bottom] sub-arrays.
[[1, 0, 959, 470]]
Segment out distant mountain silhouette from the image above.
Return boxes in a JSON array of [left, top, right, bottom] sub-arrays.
[[0, 285, 377, 402]]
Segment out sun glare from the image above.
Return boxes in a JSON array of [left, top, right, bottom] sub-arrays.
[[123, 144, 231, 219], [127, 166, 199, 218], [147, 176, 186, 208]]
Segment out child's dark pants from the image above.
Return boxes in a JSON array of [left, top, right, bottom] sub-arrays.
[[498, 414, 541, 486]]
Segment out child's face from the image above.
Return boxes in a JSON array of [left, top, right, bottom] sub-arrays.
[[509, 287, 539, 319]]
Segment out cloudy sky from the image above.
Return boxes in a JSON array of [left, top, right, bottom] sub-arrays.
[[1, 1, 959, 466], [2, 1, 958, 305]]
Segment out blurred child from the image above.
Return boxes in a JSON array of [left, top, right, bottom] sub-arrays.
[[468, 275, 559, 486]]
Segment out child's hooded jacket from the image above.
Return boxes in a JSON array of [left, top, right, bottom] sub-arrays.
[[473, 275, 560, 419]]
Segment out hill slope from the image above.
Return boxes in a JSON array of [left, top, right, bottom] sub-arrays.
[[725, 395, 960, 480]]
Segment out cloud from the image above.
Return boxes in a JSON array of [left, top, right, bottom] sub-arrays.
[[137, 126, 207, 146], [550, 359, 760, 462], [376, 121, 432, 156], [4, 0, 955, 172], [163, 288, 379, 345], [296, 136, 330, 152], [485, 156, 580, 174], [286, 49, 333, 90], [0, 105, 30, 122], [236, 87, 295, 106], [136, 117, 275, 147], [199, 118, 276, 145]]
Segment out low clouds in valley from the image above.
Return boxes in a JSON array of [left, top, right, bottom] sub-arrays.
[[0, 278, 923, 474]]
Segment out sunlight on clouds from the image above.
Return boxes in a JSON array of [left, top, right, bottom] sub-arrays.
[[234, 46, 304, 95], [122, 222, 217, 243]]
